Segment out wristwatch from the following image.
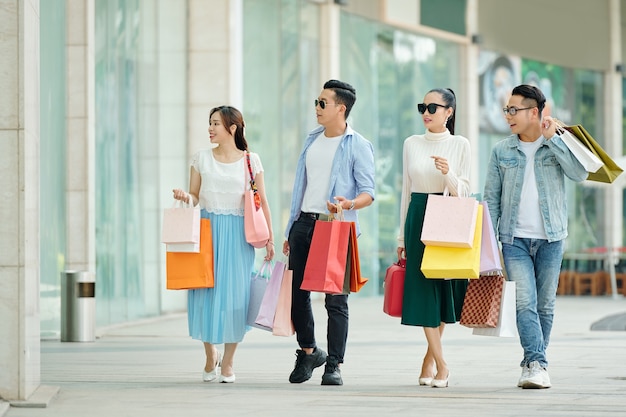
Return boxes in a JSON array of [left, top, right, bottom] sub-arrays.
[[348, 200, 355, 210]]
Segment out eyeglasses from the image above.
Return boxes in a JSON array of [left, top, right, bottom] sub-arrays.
[[315, 99, 337, 110], [502, 106, 536, 116], [417, 103, 448, 114]]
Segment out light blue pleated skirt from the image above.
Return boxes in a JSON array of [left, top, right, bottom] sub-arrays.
[[187, 210, 255, 343]]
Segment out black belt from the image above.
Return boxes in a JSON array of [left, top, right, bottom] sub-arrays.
[[299, 212, 333, 221]]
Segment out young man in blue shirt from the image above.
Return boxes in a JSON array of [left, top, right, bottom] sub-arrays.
[[282, 79, 375, 386], [484, 84, 587, 389]]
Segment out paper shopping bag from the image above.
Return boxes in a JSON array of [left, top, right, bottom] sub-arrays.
[[255, 261, 286, 328], [479, 201, 502, 274], [383, 259, 405, 317], [348, 222, 367, 293], [247, 261, 273, 331], [301, 220, 351, 294], [561, 123, 623, 183], [421, 204, 483, 279], [162, 199, 201, 245], [421, 193, 479, 248], [473, 280, 517, 337], [460, 274, 504, 328], [272, 268, 295, 337], [272, 269, 296, 336], [166, 218, 214, 289], [557, 124, 603, 172]]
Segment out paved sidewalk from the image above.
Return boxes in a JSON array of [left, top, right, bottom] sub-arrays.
[[4, 295, 626, 417]]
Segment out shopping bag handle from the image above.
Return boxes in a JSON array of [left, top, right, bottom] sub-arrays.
[[171, 192, 198, 209]]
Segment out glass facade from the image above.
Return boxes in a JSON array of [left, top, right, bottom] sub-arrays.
[[40, 0, 67, 338], [339, 13, 462, 294], [37, 1, 618, 338]]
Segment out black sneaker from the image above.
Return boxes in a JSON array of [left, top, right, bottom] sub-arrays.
[[289, 348, 327, 383], [321, 356, 343, 385]]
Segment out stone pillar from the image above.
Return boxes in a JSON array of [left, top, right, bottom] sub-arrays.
[[604, 0, 623, 297], [462, 0, 480, 192], [65, 0, 96, 274], [0, 0, 41, 402], [187, 0, 243, 154], [319, 2, 341, 84]]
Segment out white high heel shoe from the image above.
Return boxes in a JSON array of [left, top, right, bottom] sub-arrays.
[[202, 351, 222, 382], [431, 372, 450, 388]]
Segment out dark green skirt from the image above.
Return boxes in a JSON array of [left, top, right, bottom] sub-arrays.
[[401, 192, 468, 328]]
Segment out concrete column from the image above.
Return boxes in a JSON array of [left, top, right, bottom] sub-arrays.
[[319, 2, 341, 84], [604, 0, 623, 297], [0, 0, 41, 402], [65, 0, 96, 275], [462, 0, 480, 192], [187, 0, 243, 154]]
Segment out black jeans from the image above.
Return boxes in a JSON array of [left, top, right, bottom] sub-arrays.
[[288, 214, 349, 363]]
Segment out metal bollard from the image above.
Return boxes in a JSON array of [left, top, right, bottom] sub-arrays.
[[60, 271, 96, 342]]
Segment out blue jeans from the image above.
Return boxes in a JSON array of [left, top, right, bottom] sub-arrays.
[[502, 238, 564, 368]]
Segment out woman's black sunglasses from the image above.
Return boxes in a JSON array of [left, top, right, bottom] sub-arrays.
[[417, 103, 448, 114]]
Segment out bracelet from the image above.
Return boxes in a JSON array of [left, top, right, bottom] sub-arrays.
[[348, 200, 355, 210]]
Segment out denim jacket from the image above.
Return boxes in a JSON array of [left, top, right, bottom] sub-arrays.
[[285, 124, 376, 238], [483, 134, 587, 244]]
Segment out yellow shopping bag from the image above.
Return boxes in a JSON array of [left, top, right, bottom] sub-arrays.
[[421, 204, 483, 279]]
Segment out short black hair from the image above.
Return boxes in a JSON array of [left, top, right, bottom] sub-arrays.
[[323, 79, 356, 119], [511, 84, 546, 116]]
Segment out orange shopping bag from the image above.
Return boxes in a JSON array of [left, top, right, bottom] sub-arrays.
[[166, 218, 214, 289]]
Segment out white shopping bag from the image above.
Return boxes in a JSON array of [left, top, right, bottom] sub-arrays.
[[473, 280, 517, 337], [166, 242, 200, 253], [558, 126, 603, 173], [162, 197, 201, 249]]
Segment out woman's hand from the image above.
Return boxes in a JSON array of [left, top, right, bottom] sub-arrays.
[[172, 188, 190, 203], [431, 156, 449, 175], [264, 241, 275, 261], [397, 247, 405, 261]]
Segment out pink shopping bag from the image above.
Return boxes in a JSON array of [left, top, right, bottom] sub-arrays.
[[479, 201, 503, 274], [255, 261, 286, 328], [421, 192, 479, 248], [162, 198, 201, 246], [272, 268, 295, 337]]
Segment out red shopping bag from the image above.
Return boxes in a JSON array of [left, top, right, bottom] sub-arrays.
[[301, 219, 366, 294], [166, 218, 214, 289], [383, 259, 405, 317]]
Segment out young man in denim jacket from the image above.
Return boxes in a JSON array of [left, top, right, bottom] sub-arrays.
[[282, 79, 375, 385], [483, 84, 587, 389]]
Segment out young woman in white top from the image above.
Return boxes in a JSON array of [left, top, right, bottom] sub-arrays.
[[396, 88, 471, 388], [173, 106, 274, 383]]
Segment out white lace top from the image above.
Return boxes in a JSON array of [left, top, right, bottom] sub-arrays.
[[191, 149, 264, 216]]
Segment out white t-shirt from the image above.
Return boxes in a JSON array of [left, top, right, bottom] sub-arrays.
[[191, 149, 264, 216], [516, 137, 547, 239], [301, 133, 342, 213]]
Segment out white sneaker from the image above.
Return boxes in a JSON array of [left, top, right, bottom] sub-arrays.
[[517, 365, 530, 387], [521, 361, 551, 389]]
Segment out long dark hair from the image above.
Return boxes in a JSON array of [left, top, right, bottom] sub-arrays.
[[209, 106, 248, 151], [428, 88, 457, 135]]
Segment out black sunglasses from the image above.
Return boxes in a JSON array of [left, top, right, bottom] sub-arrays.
[[315, 99, 337, 110], [417, 103, 448, 114]]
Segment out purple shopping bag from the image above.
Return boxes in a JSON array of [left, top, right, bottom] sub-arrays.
[[255, 261, 286, 329], [479, 201, 502, 274]]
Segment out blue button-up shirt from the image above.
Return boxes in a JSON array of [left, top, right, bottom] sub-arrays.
[[285, 124, 376, 238], [483, 134, 587, 244]]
